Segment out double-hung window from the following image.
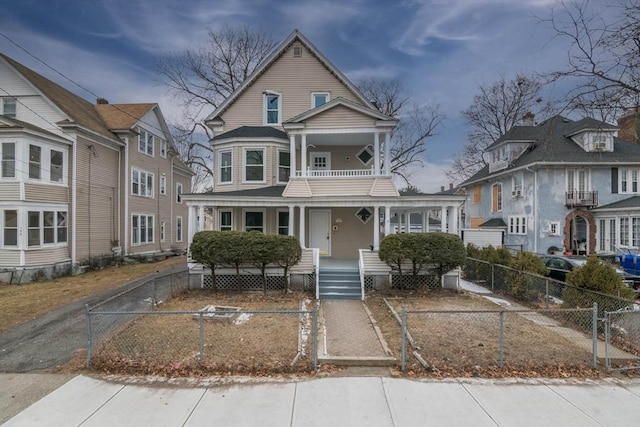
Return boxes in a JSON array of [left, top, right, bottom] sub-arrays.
[[138, 129, 154, 156], [278, 150, 290, 183], [264, 92, 281, 125], [28, 211, 40, 246], [43, 211, 67, 244], [160, 175, 166, 195], [132, 214, 154, 245], [132, 168, 154, 197], [3, 210, 18, 246], [244, 148, 265, 183], [50, 150, 63, 182], [176, 217, 183, 242], [219, 210, 232, 231], [1, 142, 15, 178], [29, 144, 41, 179], [160, 140, 167, 158], [219, 149, 232, 183], [277, 210, 289, 235], [492, 183, 502, 212], [176, 183, 183, 203], [2, 98, 16, 118], [619, 168, 639, 193], [244, 210, 264, 232]]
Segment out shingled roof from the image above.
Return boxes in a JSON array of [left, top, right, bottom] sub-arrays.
[[95, 103, 156, 130], [211, 126, 288, 142]]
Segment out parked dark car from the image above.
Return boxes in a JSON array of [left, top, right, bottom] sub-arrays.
[[540, 255, 640, 290]]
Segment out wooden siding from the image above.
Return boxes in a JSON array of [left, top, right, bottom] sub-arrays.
[[25, 182, 68, 203], [305, 105, 376, 128], [282, 179, 312, 197], [322, 207, 372, 259], [25, 246, 70, 266], [307, 178, 375, 196], [74, 135, 120, 259], [370, 178, 400, 197], [221, 42, 362, 131], [0, 182, 20, 199], [214, 143, 288, 191], [0, 249, 21, 266]]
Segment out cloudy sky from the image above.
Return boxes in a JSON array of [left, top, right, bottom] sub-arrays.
[[0, 0, 608, 192]]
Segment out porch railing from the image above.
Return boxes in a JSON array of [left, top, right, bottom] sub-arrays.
[[294, 168, 374, 178], [565, 190, 598, 207]]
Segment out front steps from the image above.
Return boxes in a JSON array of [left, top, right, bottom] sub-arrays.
[[318, 268, 362, 300]]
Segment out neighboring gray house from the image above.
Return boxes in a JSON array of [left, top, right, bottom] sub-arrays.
[[460, 115, 640, 256]]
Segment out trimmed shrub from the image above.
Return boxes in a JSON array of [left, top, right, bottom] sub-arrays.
[[507, 252, 548, 302]]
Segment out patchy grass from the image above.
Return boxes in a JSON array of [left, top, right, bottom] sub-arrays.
[[0, 256, 186, 334], [90, 291, 315, 376]]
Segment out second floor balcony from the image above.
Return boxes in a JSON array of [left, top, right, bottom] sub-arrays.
[[565, 191, 598, 208]]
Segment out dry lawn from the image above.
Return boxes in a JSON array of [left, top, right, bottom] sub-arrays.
[[0, 256, 186, 333], [366, 289, 596, 376], [91, 291, 314, 376]]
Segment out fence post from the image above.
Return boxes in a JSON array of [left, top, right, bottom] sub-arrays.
[[199, 312, 204, 366], [313, 305, 318, 371], [401, 305, 407, 372], [499, 311, 504, 367], [592, 302, 598, 369], [545, 280, 549, 309], [85, 304, 93, 368], [151, 273, 157, 308]]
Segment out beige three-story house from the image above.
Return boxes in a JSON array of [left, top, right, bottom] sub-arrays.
[[0, 53, 193, 283], [184, 30, 464, 297]]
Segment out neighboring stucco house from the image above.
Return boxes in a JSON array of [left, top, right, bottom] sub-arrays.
[[0, 53, 193, 282], [183, 30, 465, 297], [460, 114, 640, 256]]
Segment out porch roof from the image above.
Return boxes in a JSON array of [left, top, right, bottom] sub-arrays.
[[591, 195, 640, 212]]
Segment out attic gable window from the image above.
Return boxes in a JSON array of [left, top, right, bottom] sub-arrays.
[[264, 92, 281, 125], [293, 46, 302, 57], [588, 133, 612, 152], [138, 129, 154, 157], [312, 92, 330, 108], [1, 98, 16, 118]]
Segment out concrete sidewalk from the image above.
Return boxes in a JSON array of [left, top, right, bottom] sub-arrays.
[[3, 375, 639, 426]]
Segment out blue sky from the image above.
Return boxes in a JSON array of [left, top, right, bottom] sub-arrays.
[[0, 0, 599, 191]]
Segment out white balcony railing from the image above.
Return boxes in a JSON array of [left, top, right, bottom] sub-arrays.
[[294, 168, 375, 178]]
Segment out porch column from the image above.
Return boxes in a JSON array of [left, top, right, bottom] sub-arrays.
[[187, 204, 197, 248], [211, 207, 218, 230], [423, 210, 429, 232], [373, 206, 380, 249], [301, 133, 307, 177], [299, 205, 306, 247], [440, 206, 447, 232], [450, 205, 458, 235], [374, 132, 380, 176], [384, 132, 390, 175], [288, 205, 295, 236], [289, 135, 297, 177], [384, 206, 391, 236], [197, 205, 205, 232]]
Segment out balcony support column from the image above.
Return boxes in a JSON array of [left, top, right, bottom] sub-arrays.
[[299, 205, 306, 248], [373, 206, 380, 249], [440, 206, 447, 232], [374, 132, 380, 176], [384, 132, 391, 175], [288, 205, 295, 237], [289, 135, 297, 177], [384, 206, 391, 237], [301, 134, 307, 177]]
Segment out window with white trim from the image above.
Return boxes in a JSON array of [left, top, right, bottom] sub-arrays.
[[138, 129, 154, 156], [264, 93, 281, 125], [278, 150, 290, 183], [160, 220, 166, 242], [512, 174, 522, 196], [176, 183, 183, 204], [160, 140, 167, 158], [50, 150, 63, 182], [43, 211, 67, 244], [277, 210, 289, 235], [29, 144, 41, 179], [548, 221, 560, 236], [132, 214, 154, 245], [160, 175, 166, 195], [508, 215, 527, 235], [219, 210, 232, 231], [1, 98, 16, 118], [244, 210, 264, 232], [311, 92, 330, 108], [492, 183, 502, 212], [619, 168, 639, 193], [28, 211, 40, 246], [620, 217, 630, 246], [219, 149, 232, 183], [3, 210, 17, 246], [131, 168, 154, 197], [1, 142, 15, 178], [244, 148, 265, 182], [176, 216, 183, 242], [633, 217, 640, 247]]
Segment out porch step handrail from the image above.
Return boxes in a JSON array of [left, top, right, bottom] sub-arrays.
[[313, 248, 320, 299]]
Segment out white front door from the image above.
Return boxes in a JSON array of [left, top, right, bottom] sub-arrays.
[[310, 210, 331, 256]]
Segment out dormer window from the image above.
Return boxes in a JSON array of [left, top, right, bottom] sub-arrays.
[[489, 145, 509, 172], [264, 91, 281, 125], [588, 133, 612, 152]]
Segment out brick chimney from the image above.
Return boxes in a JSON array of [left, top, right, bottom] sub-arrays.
[[522, 112, 535, 126], [96, 98, 109, 105], [617, 108, 639, 144]]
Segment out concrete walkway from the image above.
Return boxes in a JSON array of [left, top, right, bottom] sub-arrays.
[[3, 375, 639, 426]]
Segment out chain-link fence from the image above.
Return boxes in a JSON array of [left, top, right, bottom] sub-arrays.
[[605, 310, 640, 371], [400, 306, 598, 373], [463, 257, 635, 314]]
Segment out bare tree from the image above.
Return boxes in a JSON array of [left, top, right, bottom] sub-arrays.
[[543, 0, 640, 117], [158, 26, 277, 189], [447, 74, 550, 182], [357, 77, 444, 184]]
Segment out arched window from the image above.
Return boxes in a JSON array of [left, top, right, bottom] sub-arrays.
[[492, 183, 502, 212]]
